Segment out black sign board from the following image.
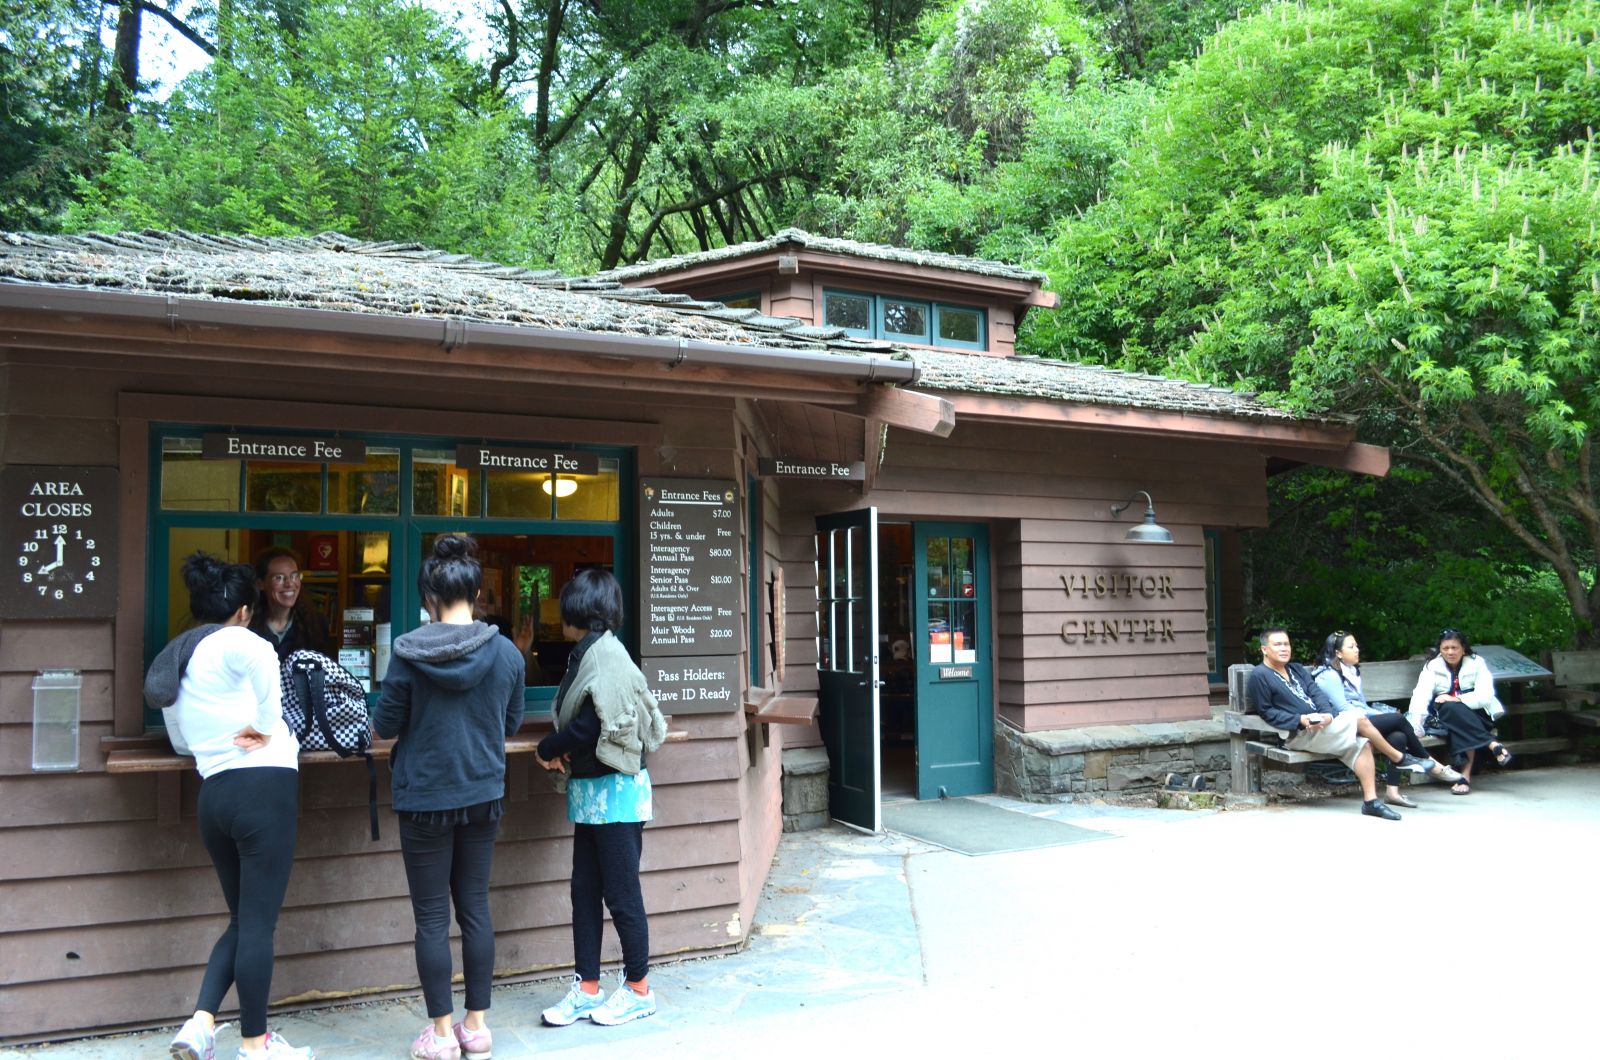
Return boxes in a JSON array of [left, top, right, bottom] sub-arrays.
[[639, 477, 739, 658], [1, 465, 119, 619], [454, 445, 600, 474], [758, 458, 866, 481], [645, 654, 739, 715], [203, 432, 366, 464]]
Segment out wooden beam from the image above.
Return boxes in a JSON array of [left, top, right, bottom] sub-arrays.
[[856, 385, 955, 438], [1262, 441, 1391, 477], [946, 393, 1359, 449]]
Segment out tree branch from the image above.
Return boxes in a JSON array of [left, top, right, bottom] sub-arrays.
[[101, 0, 218, 56]]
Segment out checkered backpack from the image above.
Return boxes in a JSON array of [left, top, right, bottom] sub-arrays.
[[280, 650, 379, 839]]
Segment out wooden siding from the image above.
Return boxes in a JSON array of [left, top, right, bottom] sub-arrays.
[[0, 351, 783, 1042]]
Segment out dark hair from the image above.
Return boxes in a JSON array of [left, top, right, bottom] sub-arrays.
[[1258, 626, 1289, 648], [252, 546, 302, 581], [1320, 630, 1356, 671], [183, 551, 257, 623], [418, 534, 482, 608], [1427, 628, 1475, 664], [560, 568, 624, 633]]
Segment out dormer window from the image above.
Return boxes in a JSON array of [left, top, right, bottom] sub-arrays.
[[823, 289, 986, 351]]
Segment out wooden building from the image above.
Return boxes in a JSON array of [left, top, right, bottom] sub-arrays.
[[0, 231, 1383, 1042]]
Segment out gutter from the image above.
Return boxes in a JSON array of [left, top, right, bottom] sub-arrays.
[[0, 283, 920, 386]]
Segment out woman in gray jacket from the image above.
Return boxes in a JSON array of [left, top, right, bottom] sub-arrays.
[[375, 534, 526, 1060]]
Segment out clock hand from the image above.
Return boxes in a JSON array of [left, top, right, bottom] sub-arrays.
[[37, 536, 66, 574]]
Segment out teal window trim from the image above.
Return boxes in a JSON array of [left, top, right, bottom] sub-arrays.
[[822, 288, 987, 350], [146, 425, 632, 727], [747, 474, 762, 687], [1204, 529, 1223, 684]]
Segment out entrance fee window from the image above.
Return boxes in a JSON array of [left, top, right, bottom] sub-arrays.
[[149, 429, 629, 725]]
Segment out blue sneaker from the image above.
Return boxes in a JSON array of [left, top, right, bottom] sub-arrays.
[[590, 982, 657, 1026], [541, 976, 606, 1026]]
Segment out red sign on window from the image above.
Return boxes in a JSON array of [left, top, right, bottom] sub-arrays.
[[306, 534, 339, 572]]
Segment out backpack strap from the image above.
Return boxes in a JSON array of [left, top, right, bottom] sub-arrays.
[[304, 665, 354, 758], [289, 666, 315, 743]]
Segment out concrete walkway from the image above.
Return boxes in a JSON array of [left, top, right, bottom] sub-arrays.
[[10, 765, 1596, 1059]]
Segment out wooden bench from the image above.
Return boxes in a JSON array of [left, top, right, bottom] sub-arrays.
[[1551, 650, 1600, 737]]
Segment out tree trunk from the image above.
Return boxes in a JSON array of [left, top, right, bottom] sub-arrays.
[[104, 0, 141, 115]]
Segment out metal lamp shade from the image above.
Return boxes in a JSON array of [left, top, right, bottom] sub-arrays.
[[1125, 510, 1173, 544]]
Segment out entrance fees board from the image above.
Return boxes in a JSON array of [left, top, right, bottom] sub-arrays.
[[639, 478, 740, 659]]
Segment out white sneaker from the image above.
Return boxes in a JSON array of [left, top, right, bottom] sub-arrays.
[[170, 1017, 225, 1060], [541, 976, 606, 1026], [590, 982, 657, 1026], [237, 1031, 315, 1059]]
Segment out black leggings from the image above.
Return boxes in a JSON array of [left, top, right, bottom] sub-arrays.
[[1366, 712, 1427, 785], [196, 766, 300, 1037], [572, 821, 649, 983], [398, 807, 500, 1017]]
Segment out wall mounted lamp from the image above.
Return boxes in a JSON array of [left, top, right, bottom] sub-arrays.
[[1110, 491, 1173, 543], [542, 476, 578, 498]]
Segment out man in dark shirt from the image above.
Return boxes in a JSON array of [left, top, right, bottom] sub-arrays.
[[1246, 628, 1430, 820]]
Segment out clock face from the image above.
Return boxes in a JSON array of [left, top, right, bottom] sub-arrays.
[[1, 466, 118, 620]]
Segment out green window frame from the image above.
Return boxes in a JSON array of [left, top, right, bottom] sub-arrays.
[[1204, 529, 1223, 684], [146, 426, 633, 727], [822, 289, 986, 350]]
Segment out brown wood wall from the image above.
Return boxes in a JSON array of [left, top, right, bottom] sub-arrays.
[[0, 352, 782, 1042]]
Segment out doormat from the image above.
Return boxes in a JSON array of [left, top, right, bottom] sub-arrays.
[[881, 798, 1109, 856]]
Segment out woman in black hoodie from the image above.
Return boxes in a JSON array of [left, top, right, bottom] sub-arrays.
[[374, 535, 525, 1060]]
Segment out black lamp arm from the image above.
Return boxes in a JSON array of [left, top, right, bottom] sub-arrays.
[[1110, 490, 1157, 519]]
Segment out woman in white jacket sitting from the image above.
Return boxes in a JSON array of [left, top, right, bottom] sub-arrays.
[[1407, 629, 1513, 795]]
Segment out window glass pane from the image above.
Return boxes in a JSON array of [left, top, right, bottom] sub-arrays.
[[927, 602, 951, 663], [847, 525, 867, 672], [882, 299, 929, 341], [926, 536, 950, 598], [815, 530, 833, 671], [412, 449, 479, 517], [329, 448, 400, 515], [555, 458, 621, 521], [246, 462, 322, 513], [937, 306, 982, 345], [421, 532, 613, 688], [161, 437, 239, 511], [952, 537, 974, 600], [825, 292, 872, 332], [714, 291, 761, 310], [951, 601, 977, 663], [487, 469, 553, 519]]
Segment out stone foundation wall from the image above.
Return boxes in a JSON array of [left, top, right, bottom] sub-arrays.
[[995, 718, 1233, 800], [780, 747, 830, 831]]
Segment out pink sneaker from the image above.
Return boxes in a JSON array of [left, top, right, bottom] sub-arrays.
[[409, 1025, 460, 1060], [452, 1021, 492, 1060]]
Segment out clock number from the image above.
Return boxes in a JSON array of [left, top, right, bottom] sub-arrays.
[[33, 529, 47, 540], [22, 572, 31, 583], [74, 584, 83, 594], [50, 524, 66, 535], [85, 539, 96, 549], [91, 556, 101, 567], [16, 556, 25, 567], [85, 571, 95, 581], [53, 589, 64, 600], [22, 542, 37, 553]]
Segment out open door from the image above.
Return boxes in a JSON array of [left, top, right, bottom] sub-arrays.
[[815, 508, 881, 831], [913, 522, 992, 799]]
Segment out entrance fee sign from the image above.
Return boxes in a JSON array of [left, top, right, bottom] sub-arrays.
[[639, 478, 740, 657], [2, 465, 118, 619], [643, 654, 739, 715], [202, 432, 366, 463]]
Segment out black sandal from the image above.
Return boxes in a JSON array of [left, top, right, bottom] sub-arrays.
[[1492, 743, 1514, 767]]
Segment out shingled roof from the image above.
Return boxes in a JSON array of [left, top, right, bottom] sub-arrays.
[[595, 227, 1049, 284], [0, 229, 1318, 425]]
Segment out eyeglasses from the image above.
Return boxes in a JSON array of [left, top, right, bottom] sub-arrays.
[[269, 571, 303, 585]]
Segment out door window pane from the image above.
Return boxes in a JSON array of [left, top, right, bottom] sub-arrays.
[[329, 448, 400, 515], [847, 525, 867, 673], [246, 462, 321, 513], [882, 299, 929, 342], [815, 530, 834, 671], [950, 601, 977, 662], [926, 536, 950, 598], [161, 437, 239, 511], [927, 602, 951, 663], [825, 292, 872, 333], [951, 537, 974, 599]]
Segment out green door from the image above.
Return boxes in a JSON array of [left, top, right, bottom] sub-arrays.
[[815, 508, 880, 831], [914, 522, 991, 799]]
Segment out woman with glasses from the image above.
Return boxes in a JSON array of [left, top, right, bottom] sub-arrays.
[[1407, 629, 1513, 795], [249, 547, 332, 661], [1313, 630, 1462, 806]]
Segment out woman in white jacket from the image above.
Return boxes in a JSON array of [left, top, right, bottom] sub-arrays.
[[1407, 629, 1513, 795]]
